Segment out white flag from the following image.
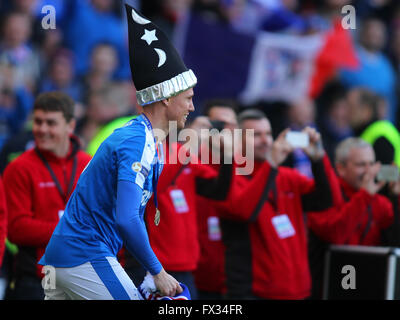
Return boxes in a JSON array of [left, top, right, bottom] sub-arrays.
[[240, 31, 323, 104]]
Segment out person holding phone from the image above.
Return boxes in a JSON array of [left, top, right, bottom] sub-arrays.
[[215, 109, 342, 300], [308, 137, 395, 246], [306, 137, 397, 298], [189, 99, 239, 300]]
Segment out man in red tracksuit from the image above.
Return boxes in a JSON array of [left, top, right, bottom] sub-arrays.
[[0, 177, 6, 268], [306, 138, 397, 299], [308, 137, 395, 245], [142, 140, 232, 300], [217, 109, 342, 300], [122, 135, 233, 299], [3, 92, 91, 300], [190, 99, 239, 299]]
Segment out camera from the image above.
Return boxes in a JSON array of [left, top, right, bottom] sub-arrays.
[[376, 164, 399, 182], [210, 120, 225, 132]]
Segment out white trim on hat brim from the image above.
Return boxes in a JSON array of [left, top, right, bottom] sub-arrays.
[[136, 69, 197, 106]]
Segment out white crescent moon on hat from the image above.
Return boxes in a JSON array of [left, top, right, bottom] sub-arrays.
[[131, 8, 151, 25], [154, 48, 166, 67]]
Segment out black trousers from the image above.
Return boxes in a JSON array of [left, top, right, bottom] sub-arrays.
[[5, 276, 44, 300]]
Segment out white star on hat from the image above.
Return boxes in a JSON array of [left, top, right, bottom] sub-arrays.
[[141, 29, 158, 45]]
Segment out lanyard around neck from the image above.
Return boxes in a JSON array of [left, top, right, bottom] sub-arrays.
[[35, 148, 77, 205]]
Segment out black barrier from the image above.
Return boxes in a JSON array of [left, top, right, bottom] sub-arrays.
[[323, 245, 400, 300]]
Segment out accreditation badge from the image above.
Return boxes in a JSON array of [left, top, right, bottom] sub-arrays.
[[154, 208, 161, 226], [207, 216, 222, 241], [169, 189, 189, 213], [271, 214, 296, 239]]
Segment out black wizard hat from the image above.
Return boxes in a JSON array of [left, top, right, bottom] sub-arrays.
[[125, 4, 197, 106]]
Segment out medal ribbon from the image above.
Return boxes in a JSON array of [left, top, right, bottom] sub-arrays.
[[141, 114, 161, 223]]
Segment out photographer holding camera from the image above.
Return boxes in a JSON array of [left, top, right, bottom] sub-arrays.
[[215, 108, 342, 300], [306, 137, 400, 299], [308, 138, 396, 247]]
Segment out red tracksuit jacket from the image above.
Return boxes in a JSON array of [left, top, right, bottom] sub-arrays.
[[193, 194, 226, 294], [3, 136, 91, 278], [192, 151, 227, 295], [0, 177, 6, 267], [307, 178, 394, 245], [218, 155, 341, 299], [145, 142, 227, 272], [193, 157, 227, 295]]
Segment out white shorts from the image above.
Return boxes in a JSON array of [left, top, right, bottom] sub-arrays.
[[43, 256, 141, 300]]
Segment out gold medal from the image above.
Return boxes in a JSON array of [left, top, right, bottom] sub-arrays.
[[154, 208, 160, 226]]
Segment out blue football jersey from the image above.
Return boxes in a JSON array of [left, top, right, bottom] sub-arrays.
[[39, 114, 164, 268]]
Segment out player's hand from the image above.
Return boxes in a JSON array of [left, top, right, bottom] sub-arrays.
[[153, 268, 183, 297]]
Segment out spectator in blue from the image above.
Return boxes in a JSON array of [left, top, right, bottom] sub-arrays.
[[259, 0, 308, 34], [217, 0, 307, 35], [0, 11, 40, 93], [0, 0, 68, 41], [353, 0, 396, 29], [80, 42, 119, 98], [0, 0, 66, 17], [39, 48, 83, 103], [306, 0, 352, 32], [32, 0, 68, 24], [283, 96, 317, 178], [339, 17, 397, 124], [316, 81, 353, 163], [65, 0, 130, 79], [63, 0, 130, 80], [0, 83, 33, 151]]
